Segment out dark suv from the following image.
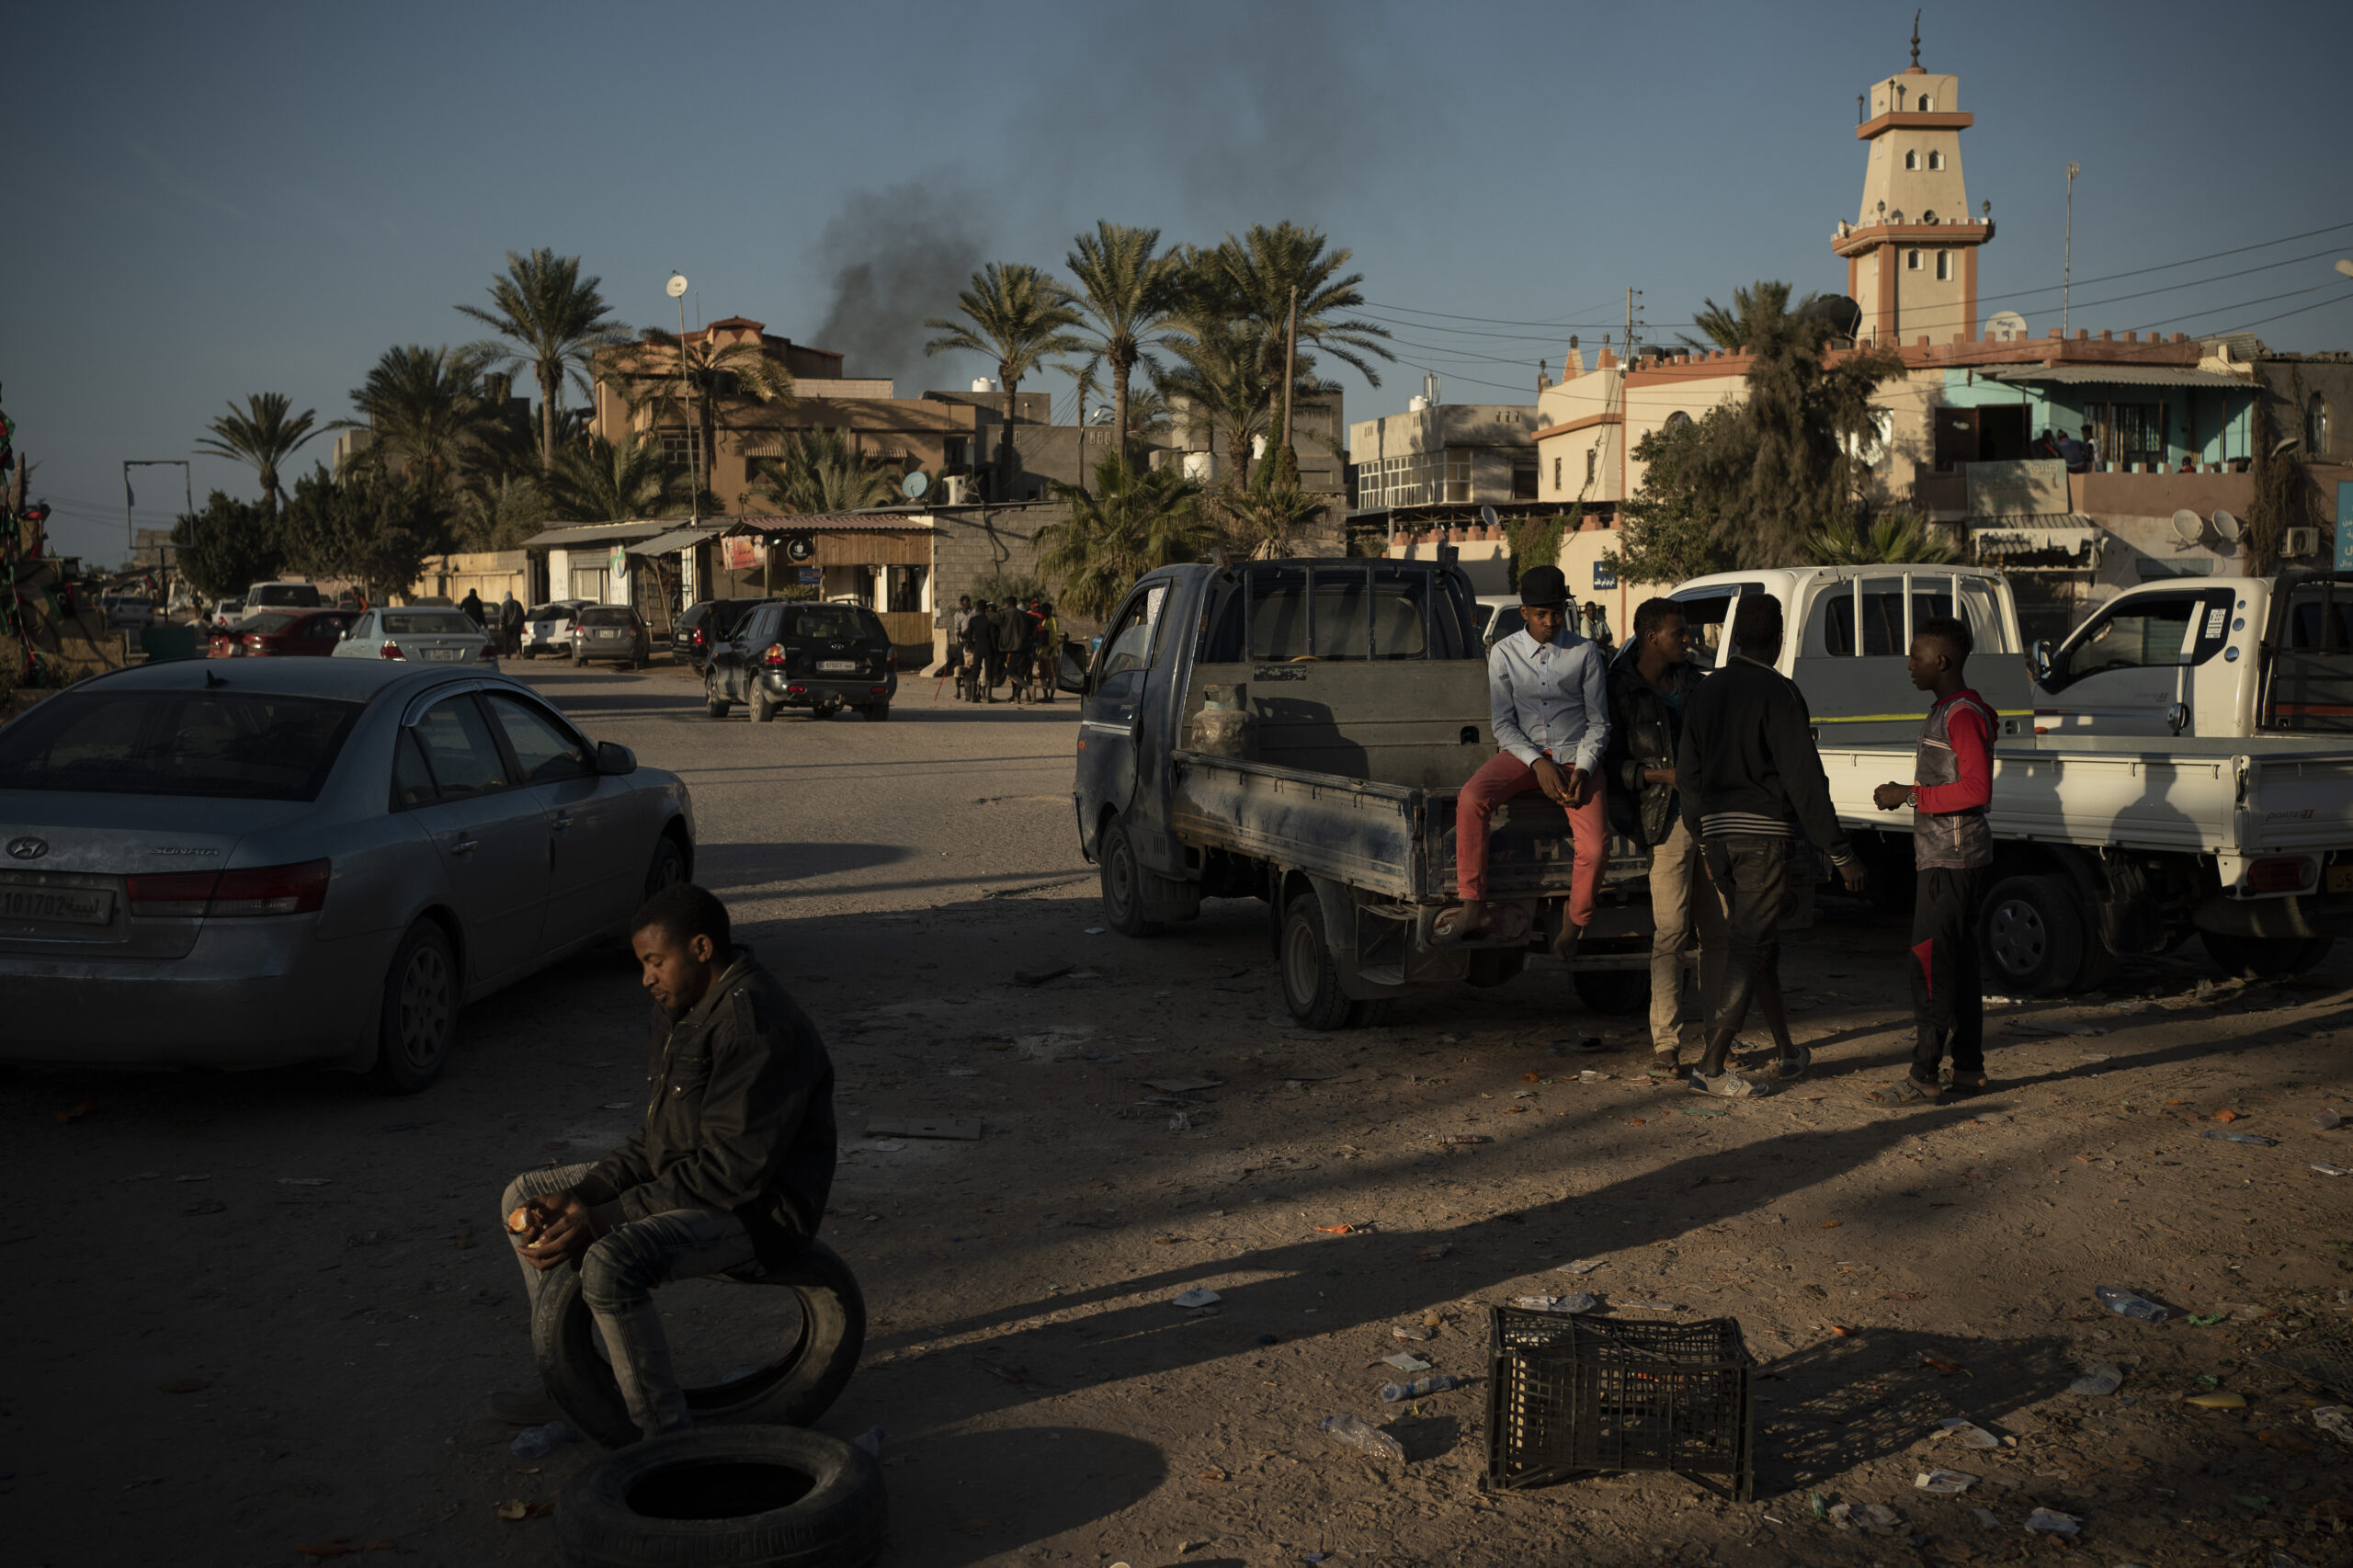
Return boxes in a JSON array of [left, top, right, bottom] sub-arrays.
[[704, 600, 897, 722], [672, 597, 776, 672], [571, 604, 651, 668]]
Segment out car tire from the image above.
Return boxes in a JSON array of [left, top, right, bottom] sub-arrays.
[[864, 702, 890, 722], [644, 835, 688, 902], [752, 691, 777, 724], [532, 1241, 868, 1450], [1979, 874, 2086, 997], [1573, 968, 1650, 1015], [1099, 819, 1162, 938], [1279, 893, 1355, 1029], [2201, 932, 2335, 980], [369, 919, 457, 1095], [554, 1426, 886, 1568]]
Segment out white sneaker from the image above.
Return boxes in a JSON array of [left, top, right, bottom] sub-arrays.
[[1688, 1068, 1766, 1098]]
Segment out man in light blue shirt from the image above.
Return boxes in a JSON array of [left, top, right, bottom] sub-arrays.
[[1441, 564, 1610, 953]]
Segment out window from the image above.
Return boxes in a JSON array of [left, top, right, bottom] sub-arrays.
[[487, 695, 593, 785], [392, 727, 438, 810], [408, 697, 509, 800], [1668, 583, 1768, 670], [1510, 460, 1538, 500], [1355, 449, 1472, 509], [786, 606, 871, 640], [1907, 249, 1923, 270], [942, 437, 969, 469], [1824, 579, 1956, 656], [1928, 150, 1945, 170], [1936, 250, 1952, 281], [569, 566, 609, 602], [2051, 591, 2234, 687], [381, 609, 477, 635], [1092, 583, 1167, 701], [654, 427, 702, 467], [1585, 448, 1597, 484], [1552, 456, 1563, 492], [1917, 94, 1934, 111], [0, 692, 359, 801], [2311, 393, 2331, 458], [1904, 150, 1918, 170], [577, 606, 636, 627]]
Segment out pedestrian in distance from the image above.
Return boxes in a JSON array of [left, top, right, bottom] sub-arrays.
[[960, 600, 991, 701], [1676, 595, 1867, 1096], [1440, 563, 1609, 959], [948, 594, 974, 676], [990, 597, 1027, 701], [1869, 616, 1997, 1104], [1605, 597, 1722, 1075], [460, 588, 486, 627], [499, 591, 523, 655], [492, 883, 836, 1440]]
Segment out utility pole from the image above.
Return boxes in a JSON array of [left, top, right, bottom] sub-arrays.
[[122, 459, 192, 564], [2063, 162, 2081, 338], [667, 273, 699, 527]]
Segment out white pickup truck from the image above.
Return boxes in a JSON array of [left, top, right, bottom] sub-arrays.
[[1665, 565, 2353, 995]]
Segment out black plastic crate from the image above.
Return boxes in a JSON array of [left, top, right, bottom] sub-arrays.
[[1485, 1307, 1755, 1500]]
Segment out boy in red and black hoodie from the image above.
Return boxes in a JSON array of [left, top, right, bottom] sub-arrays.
[[1871, 616, 1997, 1104]]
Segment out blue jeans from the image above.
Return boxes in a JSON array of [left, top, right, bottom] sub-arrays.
[[501, 1163, 758, 1439]]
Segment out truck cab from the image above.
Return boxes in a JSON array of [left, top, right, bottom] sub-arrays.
[[2031, 572, 2353, 738]]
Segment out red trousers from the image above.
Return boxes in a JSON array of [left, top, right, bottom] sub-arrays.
[[1455, 751, 1607, 922]]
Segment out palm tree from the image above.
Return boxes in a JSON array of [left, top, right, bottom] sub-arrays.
[[457, 249, 626, 469], [756, 428, 904, 515], [547, 434, 700, 521], [925, 263, 1086, 497], [1065, 223, 1180, 469], [1680, 280, 1817, 353], [1804, 508, 1959, 565], [339, 344, 501, 493], [1159, 314, 1275, 486], [1034, 457, 1210, 619], [600, 329, 796, 494], [1202, 483, 1327, 560], [196, 392, 320, 514]]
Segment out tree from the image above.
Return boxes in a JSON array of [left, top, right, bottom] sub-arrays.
[[2245, 392, 2314, 577], [283, 465, 456, 604], [1739, 294, 1904, 563], [196, 392, 320, 514], [1803, 507, 1959, 565], [458, 249, 627, 470], [1065, 222, 1180, 470], [170, 490, 285, 598], [1606, 415, 1744, 585], [925, 263, 1085, 496], [1034, 457, 1210, 619], [339, 344, 501, 493], [1159, 313, 1274, 486], [1679, 280, 1807, 353], [1200, 483, 1325, 560], [756, 428, 903, 515], [547, 434, 700, 521], [599, 330, 796, 495]]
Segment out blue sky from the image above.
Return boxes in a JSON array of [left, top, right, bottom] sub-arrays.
[[10, 0, 2351, 562]]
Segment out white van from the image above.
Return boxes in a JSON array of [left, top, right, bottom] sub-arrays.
[[243, 580, 324, 610]]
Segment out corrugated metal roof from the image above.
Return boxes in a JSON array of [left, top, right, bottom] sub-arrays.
[[1985, 365, 2253, 389], [718, 512, 938, 536], [625, 525, 722, 556], [520, 520, 677, 548]]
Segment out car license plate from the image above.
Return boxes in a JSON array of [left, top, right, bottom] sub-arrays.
[[818, 660, 858, 672], [423, 648, 467, 662], [0, 886, 113, 926], [595, 630, 620, 639], [2329, 865, 2353, 893]]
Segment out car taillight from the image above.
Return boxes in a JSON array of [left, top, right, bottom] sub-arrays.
[[2247, 857, 2318, 893], [380, 640, 404, 660], [886, 647, 897, 669], [477, 642, 498, 660], [763, 644, 787, 665], [870, 686, 888, 695], [691, 629, 706, 646], [126, 858, 330, 917]]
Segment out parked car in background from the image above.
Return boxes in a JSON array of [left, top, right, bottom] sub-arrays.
[[210, 597, 247, 627], [244, 580, 324, 610], [331, 607, 499, 667], [521, 600, 591, 658], [705, 600, 896, 722], [102, 596, 156, 630], [1472, 595, 1526, 648], [672, 597, 775, 672], [208, 608, 359, 659], [0, 659, 695, 1091], [571, 604, 650, 669]]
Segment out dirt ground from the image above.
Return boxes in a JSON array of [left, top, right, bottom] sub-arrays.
[[8, 673, 2353, 1568]]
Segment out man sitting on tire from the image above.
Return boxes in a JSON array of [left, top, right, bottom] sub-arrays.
[[494, 883, 838, 1440]]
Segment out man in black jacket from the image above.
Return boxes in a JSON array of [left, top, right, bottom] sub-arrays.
[[1605, 597, 1718, 1074], [1677, 595, 1867, 1096], [497, 883, 836, 1438]]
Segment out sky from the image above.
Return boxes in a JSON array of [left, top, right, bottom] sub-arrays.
[[9, 0, 2352, 563]]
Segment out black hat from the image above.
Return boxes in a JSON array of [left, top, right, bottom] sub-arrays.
[[1517, 564, 1569, 608]]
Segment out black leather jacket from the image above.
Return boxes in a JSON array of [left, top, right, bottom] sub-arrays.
[[1604, 647, 1705, 848]]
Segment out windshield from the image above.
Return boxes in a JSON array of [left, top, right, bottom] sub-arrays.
[[579, 607, 635, 627], [0, 690, 360, 801], [251, 585, 320, 606], [381, 610, 477, 636], [783, 607, 870, 639]]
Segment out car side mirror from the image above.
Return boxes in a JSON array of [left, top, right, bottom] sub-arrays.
[[2029, 639, 2053, 681], [595, 741, 637, 777]]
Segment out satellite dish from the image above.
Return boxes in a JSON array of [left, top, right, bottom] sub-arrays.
[[1984, 310, 2029, 343], [665, 273, 688, 299], [2211, 508, 2243, 543], [2169, 509, 2205, 546], [1479, 505, 1501, 530], [900, 471, 929, 500]]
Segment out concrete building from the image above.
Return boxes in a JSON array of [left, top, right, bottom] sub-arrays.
[[1349, 395, 1540, 512]]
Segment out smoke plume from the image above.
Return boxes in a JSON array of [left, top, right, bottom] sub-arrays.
[[809, 179, 989, 391]]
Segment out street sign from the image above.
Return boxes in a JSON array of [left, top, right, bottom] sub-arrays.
[[1592, 561, 1618, 591], [796, 567, 821, 585], [2336, 483, 2353, 573]]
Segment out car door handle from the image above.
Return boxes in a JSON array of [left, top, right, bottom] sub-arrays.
[[551, 814, 574, 832], [449, 836, 479, 857]]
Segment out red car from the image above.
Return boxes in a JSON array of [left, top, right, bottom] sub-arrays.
[[208, 609, 359, 659]]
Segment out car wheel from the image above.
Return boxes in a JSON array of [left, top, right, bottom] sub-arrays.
[[553, 1426, 885, 1568], [864, 702, 890, 722], [369, 919, 456, 1095], [2201, 932, 2335, 980], [1098, 818, 1162, 937], [534, 1241, 868, 1451], [1279, 893, 1355, 1029], [1978, 874, 2086, 997], [644, 835, 688, 902], [752, 690, 777, 723]]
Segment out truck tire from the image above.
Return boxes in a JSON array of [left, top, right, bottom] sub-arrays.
[[532, 1242, 867, 1450], [553, 1426, 886, 1568], [1574, 969, 1649, 1015], [2200, 932, 2336, 980], [1098, 820, 1162, 937], [1279, 894, 1356, 1029], [368, 919, 457, 1095], [1979, 874, 2086, 997]]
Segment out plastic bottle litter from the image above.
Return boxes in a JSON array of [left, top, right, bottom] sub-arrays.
[[1320, 1414, 1405, 1460], [1391, 1322, 1435, 1342], [2024, 1508, 2081, 1537], [1938, 1417, 2001, 1449], [2093, 1286, 2174, 1324], [1915, 1468, 1980, 1494], [2313, 1164, 2350, 1177], [1439, 1134, 1492, 1145], [2069, 1362, 2123, 1397], [1378, 1373, 1463, 1403], [2186, 1392, 2247, 1409], [1514, 1293, 1598, 1314], [851, 1426, 885, 1457], [2314, 1108, 2346, 1131], [2201, 1130, 2279, 1146], [509, 1421, 578, 1460]]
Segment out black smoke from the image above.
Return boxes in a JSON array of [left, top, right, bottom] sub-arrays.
[[809, 179, 989, 392]]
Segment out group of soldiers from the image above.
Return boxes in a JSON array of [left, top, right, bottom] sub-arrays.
[[949, 593, 1063, 703]]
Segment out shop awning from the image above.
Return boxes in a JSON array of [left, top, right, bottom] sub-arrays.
[[1971, 517, 2103, 569], [520, 520, 676, 549], [625, 525, 722, 556], [1984, 365, 2254, 390], [718, 510, 936, 537]]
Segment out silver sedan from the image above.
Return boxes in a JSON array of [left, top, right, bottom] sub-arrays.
[[0, 661, 694, 1091], [332, 605, 501, 668]]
